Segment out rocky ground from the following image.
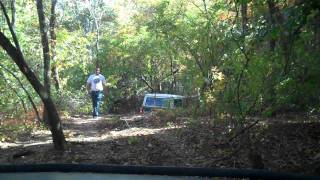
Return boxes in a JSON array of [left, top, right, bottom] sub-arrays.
[[0, 112, 319, 176]]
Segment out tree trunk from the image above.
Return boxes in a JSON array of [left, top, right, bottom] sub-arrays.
[[0, 31, 66, 151], [241, 1, 248, 36], [267, 0, 276, 51], [314, 11, 320, 51], [36, 0, 51, 126], [170, 56, 176, 93], [10, 0, 15, 28], [49, 0, 60, 92], [270, 2, 291, 75], [36, 0, 51, 97], [265, 0, 277, 111], [95, 18, 100, 67]]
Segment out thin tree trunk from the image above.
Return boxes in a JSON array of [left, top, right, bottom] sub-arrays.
[[267, 0, 276, 51], [95, 20, 100, 67], [89, 2, 101, 66], [36, 0, 51, 96], [36, 0, 51, 126], [170, 56, 176, 93], [241, 1, 248, 36], [316, 14, 320, 51], [270, 2, 291, 75], [265, 0, 277, 112], [49, 0, 60, 92], [10, 0, 15, 28]]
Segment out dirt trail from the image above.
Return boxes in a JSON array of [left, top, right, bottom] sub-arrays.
[[0, 113, 188, 165], [0, 114, 164, 148], [0, 114, 319, 175]]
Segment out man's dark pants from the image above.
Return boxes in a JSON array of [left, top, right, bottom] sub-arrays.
[[91, 91, 104, 117]]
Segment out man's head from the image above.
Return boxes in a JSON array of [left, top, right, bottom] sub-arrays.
[[95, 67, 100, 75]]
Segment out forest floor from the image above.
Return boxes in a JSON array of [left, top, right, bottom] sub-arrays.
[[0, 111, 319, 176]]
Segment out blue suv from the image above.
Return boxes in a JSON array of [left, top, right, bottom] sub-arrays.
[[140, 93, 184, 113]]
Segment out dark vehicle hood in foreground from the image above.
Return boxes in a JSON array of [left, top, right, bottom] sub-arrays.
[[0, 164, 318, 180]]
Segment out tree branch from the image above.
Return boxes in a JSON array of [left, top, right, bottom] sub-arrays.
[[140, 75, 154, 92], [0, 63, 42, 125], [0, 0, 21, 51], [0, 71, 27, 113]]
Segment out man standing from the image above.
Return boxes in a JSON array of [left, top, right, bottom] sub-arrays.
[[86, 67, 107, 118]]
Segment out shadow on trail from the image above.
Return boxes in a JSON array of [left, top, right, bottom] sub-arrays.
[[0, 127, 231, 168]]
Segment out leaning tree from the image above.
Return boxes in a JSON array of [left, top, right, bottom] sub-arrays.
[[0, 0, 66, 150]]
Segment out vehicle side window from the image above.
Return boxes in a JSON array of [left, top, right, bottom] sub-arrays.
[[145, 97, 165, 107], [155, 98, 163, 107], [174, 99, 182, 107], [163, 98, 171, 108], [144, 96, 183, 108], [145, 97, 155, 106]]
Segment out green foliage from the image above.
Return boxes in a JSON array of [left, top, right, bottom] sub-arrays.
[[0, 123, 33, 142], [55, 89, 92, 115], [127, 136, 140, 145], [1, 0, 320, 126]]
